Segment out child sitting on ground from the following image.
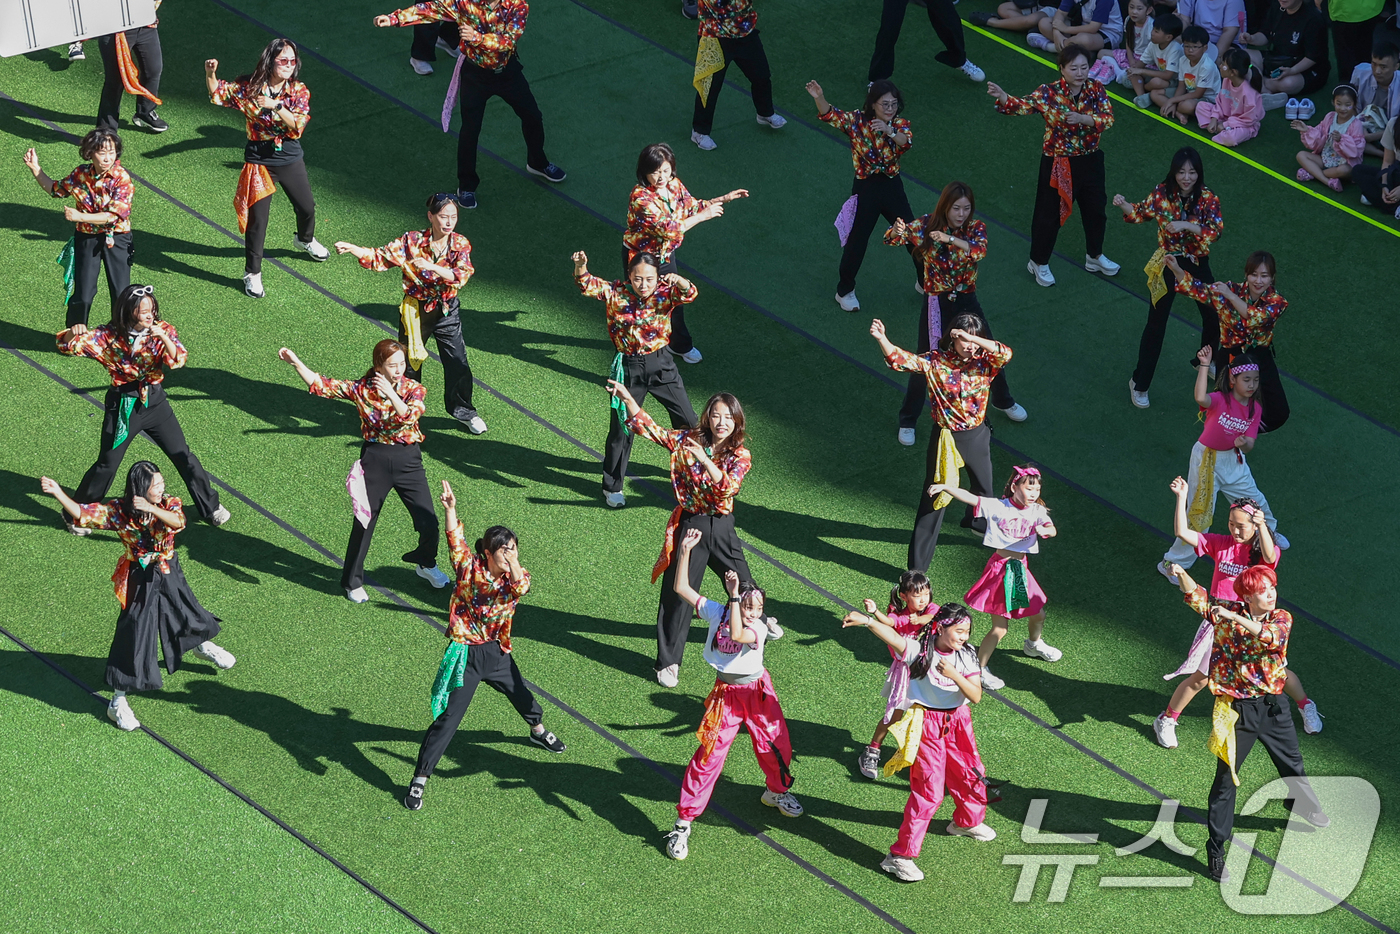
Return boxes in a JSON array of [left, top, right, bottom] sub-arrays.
[[1090, 0, 1155, 87], [1294, 84, 1366, 192], [1196, 48, 1264, 146], [1152, 25, 1220, 124], [1131, 13, 1184, 106]]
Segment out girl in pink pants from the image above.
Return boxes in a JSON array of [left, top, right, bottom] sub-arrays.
[[843, 602, 995, 882], [1196, 49, 1263, 147], [664, 529, 802, 861]]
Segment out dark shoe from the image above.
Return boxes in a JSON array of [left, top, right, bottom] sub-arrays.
[[456, 190, 478, 210], [527, 163, 567, 183], [64, 517, 91, 537], [403, 781, 425, 810], [529, 728, 566, 753], [968, 11, 994, 25], [1207, 854, 1229, 882], [681, 0, 698, 17], [132, 111, 169, 133], [1300, 809, 1331, 828]]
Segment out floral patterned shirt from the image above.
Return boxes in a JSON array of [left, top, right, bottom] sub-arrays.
[[577, 273, 698, 355], [885, 217, 987, 294], [361, 230, 474, 307], [1177, 278, 1287, 349], [445, 523, 531, 651], [627, 409, 750, 515], [819, 107, 912, 178], [52, 162, 134, 235], [995, 79, 1114, 156], [1185, 586, 1290, 697], [309, 372, 427, 444], [57, 322, 187, 405], [1120, 184, 1223, 257], [387, 0, 528, 70], [77, 496, 182, 571], [624, 178, 710, 263], [885, 343, 1012, 431], [699, 0, 756, 38], [210, 78, 311, 142]]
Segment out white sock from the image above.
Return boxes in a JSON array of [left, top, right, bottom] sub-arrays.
[[411, 776, 426, 787], [110, 690, 126, 706], [675, 819, 691, 829]]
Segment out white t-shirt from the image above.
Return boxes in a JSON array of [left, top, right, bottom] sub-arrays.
[[1131, 17, 1155, 62], [1148, 38, 1183, 74], [975, 496, 1053, 553], [1177, 48, 1222, 101], [901, 640, 981, 709], [698, 596, 766, 683]]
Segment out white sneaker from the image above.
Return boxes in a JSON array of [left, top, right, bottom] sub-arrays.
[[835, 291, 861, 312], [857, 745, 881, 780], [947, 821, 997, 841], [210, 504, 232, 526], [68, 42, 86, 61], [764, 616, 784, 640], [1285, 98, 1300, 120], [1153, 712, 1179, 748], [435, 36, 461, 58], [64, 518, 92, 537], [463, 415, 488, 435], [1262, 91, 1288, 111], [1273, 532, 1290, 551], [417, 564, 452, 589], [914, 281, 925, 295], [1300, 700, 1323, 734], [409, 57, 434, 75], [243, 272, 265, 298], [690, 130, 717, 151], [995, 402, 1028, 422], [761, 789, 804, 817], [756, 113, 787, 129], [1023, 638, 1063, 662], [107, 696, 140, 731], [679, 347, 703, 364], [1085, 253, 1120, 275], [657, 664, 679, 688], [960, 59, 985, 81], [1297, 98, 1316, 120], [1361, 194, 1372, 206], [980, 666, 1005, 690], [603, 490, 626, 509], [1027, 33, 1051, 50], [897, 427, 916, 446], [345, 586, 369, 603], [1027, 260, 1055, 287], [1156, 560, 1179, 585], [880, 854, 925, 881], [193, 641, 237, 669], [665, 821, 692, 860], [1129, 378, 1150, 409], [293, 236, 330, 261]]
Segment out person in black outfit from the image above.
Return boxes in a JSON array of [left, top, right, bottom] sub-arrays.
[[867, 0, 985, 84], [97, 17, 166, 133], [1245, 0, 1330, 97]]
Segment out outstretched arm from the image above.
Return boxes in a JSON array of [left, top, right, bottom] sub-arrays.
[[673, 529, 705, 609], [1169, 476, 1201, 549], [925, 483, 978, 506], [278, 347, 319, 388], [841, 610, 910, 655], [22, 149, 56, 195], [39, 476, 82, 521]]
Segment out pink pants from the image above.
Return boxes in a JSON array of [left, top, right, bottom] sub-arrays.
[[677, 671, 794, 820], [1194, 103, 1258, 147], [891, 705, 988, 858]]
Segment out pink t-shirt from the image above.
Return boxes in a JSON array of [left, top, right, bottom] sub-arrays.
[[1197, 391, 1261, 451], [884, 605, 937, 659], [1194, 531, 1279, 600]]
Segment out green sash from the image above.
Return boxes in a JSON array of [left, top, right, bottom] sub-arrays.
[[608, 352, 630, 436], [431, 641, 469, 718], [1003, 558, 1030, 614], [57, 237, 76, 306]]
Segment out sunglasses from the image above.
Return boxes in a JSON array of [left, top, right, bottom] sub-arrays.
[[428, 192, 458, 210], [275, 55, 298, 64], [130, 285, 154, 297]]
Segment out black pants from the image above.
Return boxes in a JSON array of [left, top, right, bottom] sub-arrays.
[[909, 421, 994, 572], [657, 512, 754, 670], [619, 247, 694, 354], [692, 31, 775, 135], [75, 384, 222, 520], [457, 56, 549, 192], [1332, 17, 1380, 88], [96, 27, 162, 128], [1206, 693, 1321, 863], [67, 231, 133, 328], [245, 158, 316, 274], [410, 20, 461, 61], [413, 640, 544, 778], [603, 348, 697, 492], [343, 442, 439, 589], [107, 554, 221, 692], [1352, 162, 1400, 214], [1030, 150, 1107, 266], [866, 0, 968, 82], [899, 291, 1014, 427], [1131, 255, 1218, 392], [398, 301, 476, 419], [1222, 343, 1289, 433], [838, 173, 918, 296]]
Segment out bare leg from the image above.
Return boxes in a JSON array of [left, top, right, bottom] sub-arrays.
[[978, 621, 1009, 666], [1283, 669, 1307, 704], [1024, 610, 1047, 643], [870, 707, 905, 747], [1167, 671, 1209, 713]]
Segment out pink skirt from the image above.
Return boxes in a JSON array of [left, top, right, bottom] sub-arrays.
[[964, 552, 1047, 619]]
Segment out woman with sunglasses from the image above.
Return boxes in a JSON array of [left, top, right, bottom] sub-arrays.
[[334, 193, 486, 435], [205, 38, 328, 300]]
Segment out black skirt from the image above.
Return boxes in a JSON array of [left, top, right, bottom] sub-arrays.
[[107, 553, 222, 693]]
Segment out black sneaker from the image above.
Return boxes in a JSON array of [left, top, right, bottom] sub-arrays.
[[132, 112, 169, 133], [529, 729, 566, 753], [526, 163, 567, 183], [403, 781, 425, 810], [1207, 854, 1229, 882], [1299, 809, 1331, 828], [456, 190, 478, 210], [968, 11, 994, 25], [681, 0, 698, 17]]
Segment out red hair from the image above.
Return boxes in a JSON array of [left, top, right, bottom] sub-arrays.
[[1235, 565, 1277, 596]]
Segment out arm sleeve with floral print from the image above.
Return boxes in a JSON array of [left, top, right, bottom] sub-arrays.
[[1088, 84, 1115, 133], [362, 235, 411, 273], [818, 106, 860, 137], [883, 346, 934, 376], [661, 280, 699, 305], [1173, 274, 1227, 315], [1259, 610, 1291, 649], [154, 323, 189, 369], [308, 375, 360, 401], [625, 408, 680, 451], [711, 448, 752, 498], [882, 216, 924, 247], [576, 273, 615, 303], [445, 522, 476, 581], [55, 326, 103, 359], [387, 1, 459, 27], [76, 500, 123, 531], [995, 85, 1052, 118], [1119, 191, 1162, 225], [1195, 191, 1224, 249], [507, 567, 531, 599], [963, 221, 989, 263], [50, 167, 83, 200], [1183, 584, 1211, 617], [892, 116, 914, 154], [210, 78, 252, 114], [983, 342, 1013, 369]]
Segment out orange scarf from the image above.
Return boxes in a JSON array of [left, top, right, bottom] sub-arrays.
[[650, 504, 685, 583], [115, 33, 162, 105], [1050, 156, 1073, 226], [234, 164, 277, 234], [695, 680, 728, 763]]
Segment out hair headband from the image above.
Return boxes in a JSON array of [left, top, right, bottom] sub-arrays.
[[1012, 466, 1041, 479], [1229, 362, 1259, 374], [1232, 503, 1258, 516]]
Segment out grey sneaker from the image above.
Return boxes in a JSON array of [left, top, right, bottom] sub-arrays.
[[880, 854, 924, 881], [761, 789, 804, 817], [857, 745, 881, 779]]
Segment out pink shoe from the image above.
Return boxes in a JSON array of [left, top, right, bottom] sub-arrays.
[[1325, 177, 1343, 192], [1296, 168, 1314, 182]]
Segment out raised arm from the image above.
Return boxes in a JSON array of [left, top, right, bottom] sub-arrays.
[[1169, 476, 1201, 549], [39, 476, 82, 521], [841, 609, 910, 655], [1193, 346, 1213, 408], [673, 529, 706, 609], [925, 483, 979, 506], [805, 80, 833, 116], [203, 58, 219, 97], [278, 347, 319, 387], [22, 149, 56, 195]]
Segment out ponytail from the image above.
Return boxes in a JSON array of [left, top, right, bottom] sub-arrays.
[[1246, 64, 1263, 92], [908, 604, 972, 679]]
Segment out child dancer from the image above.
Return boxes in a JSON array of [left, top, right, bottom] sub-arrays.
[[1160, 347, 1288, 581], [664, 529, 801, 860], [1294, 84, 1366, 191], [40, 463, 235, 731], [854, 571, 938, 779], [1196, 49, 1264, 147], [927, 465, 1058, 691], [842, 603, 994, 883], [806, 79, 918, 312], [404, 480, 565, 811], [574, 250, 699, 509]]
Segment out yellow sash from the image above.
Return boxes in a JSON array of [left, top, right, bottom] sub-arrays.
[[1145, 248, 1169, 306], [400, 295, 429, 373], [1207, 694, 1241, 786], [929, 428, 965, 511], [883, 705, 925, 777], [693, 37, 725, 107], [1187, 447, 1218, 533]]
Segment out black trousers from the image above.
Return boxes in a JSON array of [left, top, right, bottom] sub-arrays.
[[909, 421, 994, 572], [75, 384, 222, 520], [96, 27, 162, 127], [410, 20, 461, 61], [413, 640, 544, 778], [1131, 255, 1218, 392], [866, 0, 969, 82], [343, 442, 439, 589], [67, 231, 133, 328], [838, 173, 918, 296], [656, 512, 754, 670], [692, 31, 776, 135], [1206, 693, 1321, 863], [1352, 163, 1400, 214], [107, 554, 221, 693], [1332, 16, 1380, 88], [398, 300, 476, 418], [1222, 343, 1289, 433], [1030, 150, 1107, 265], [618, 247, 694, 353], [603, 348, 697, 493], [244, 158, 317, 274], [899, 291, 1014, 427], [456, 56, 549, 192]]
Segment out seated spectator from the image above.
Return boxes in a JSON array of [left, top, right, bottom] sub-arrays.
[[1129, 12, 1186, 105], [1294, 84, 1366, 191], [1152, 24, 1221, 122], [1027, 0, 1126, 52], [1352, 115, 1400, 216], [1090, 0, 1156, 83], [1351, 41, 1400, 156], [969, 2, 1059, 37], [1197, 47, 1265, 145], [1244, 0, 1329, 100], [1177, 0, 1246, 59]]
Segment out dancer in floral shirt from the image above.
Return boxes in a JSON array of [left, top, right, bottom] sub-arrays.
[[690, 0, 786, 150]]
